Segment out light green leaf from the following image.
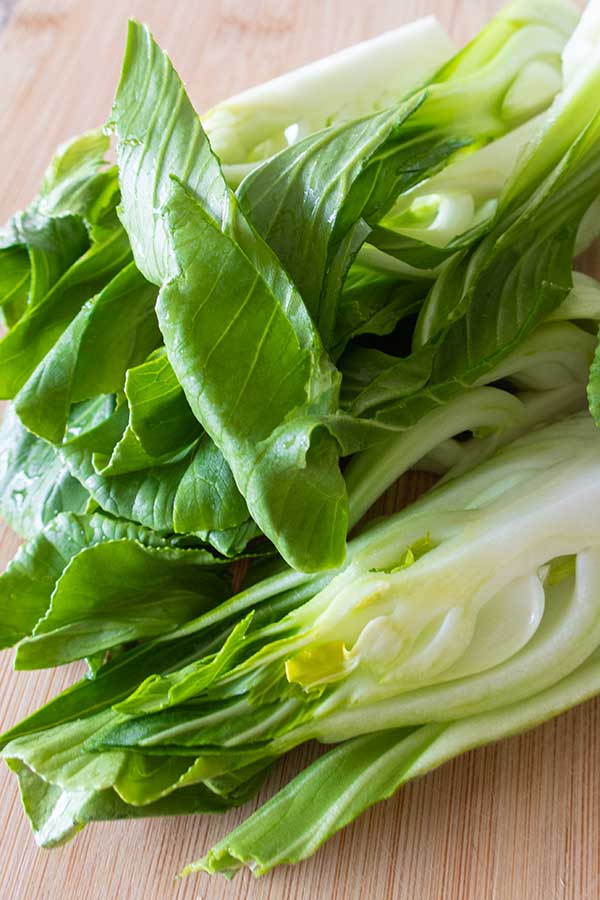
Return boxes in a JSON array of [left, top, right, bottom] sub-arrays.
[[195, 644, 600, 878], [8, 758, 234, 849], [38, 129, 114, 220]]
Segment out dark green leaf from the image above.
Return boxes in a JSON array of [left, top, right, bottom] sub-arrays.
[[14, 263, 160, 443], [0, 510, 221, 652], [115, 614, 253, 715], [0, 405, 89, 539], [15, 538, 227, 669], [0, 216, 132, 399], [331, 266, 429, 358], [111, 22, 347, 570]]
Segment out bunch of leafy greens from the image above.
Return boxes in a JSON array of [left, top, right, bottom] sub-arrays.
[[2, 0, 600, 881], [2, 412, 600, 875], [0, 0, 584, 571]]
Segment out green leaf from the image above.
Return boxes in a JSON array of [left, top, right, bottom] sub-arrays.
[[0, 208, 89, 311], [0, 128, 117, 322], [237, 1, 573, 345], [158, 180, 347, 570], [2, 710, 126, 794], [14, 263, 160, 443], [588, 325, 600, 426], [0, 510, 221, 652], [60, 404, 252, 546], [8, 758, 233, 849], [85, 651, 107, 678], [85, 350, 210, 486], [192, 725, 430, 877], [111, 22, 347, 570], [171, 434, 249, 533], [14, 538, 227, 669], [108, 19, 229, 284], [115, 614, 253, 715], [331, 266, 429, 359], [0, 215, 132, 399], [340, 345, 434, 417], [195, 643, 600, 878], [0, 405, 89, 539], [0, 246, 30, 321], [93, 695, 301, 754], [109, 349, 199, 461], [112, 748, 270, 806]]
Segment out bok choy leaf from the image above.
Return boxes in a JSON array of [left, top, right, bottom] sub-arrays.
[[110, 21, 347, 571], [237, 0, 576, 346], [204, 16, 456, 185]]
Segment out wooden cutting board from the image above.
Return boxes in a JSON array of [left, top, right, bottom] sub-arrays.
[[1, 1, 598, 897]]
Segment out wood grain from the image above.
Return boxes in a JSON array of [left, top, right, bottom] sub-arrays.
[[0, 1, 598, 898]]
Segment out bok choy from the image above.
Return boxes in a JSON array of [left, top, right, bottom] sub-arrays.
[[2, 412, 600, 876], [2, 0, 600, 883]]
